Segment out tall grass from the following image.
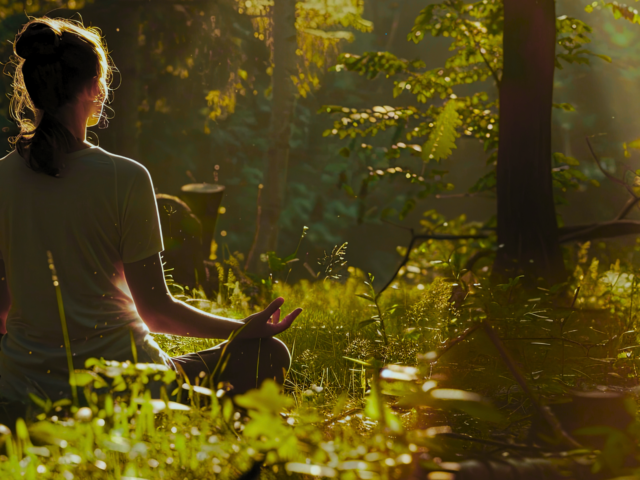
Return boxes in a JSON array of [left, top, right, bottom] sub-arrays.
[[3, 251, 640, 478]]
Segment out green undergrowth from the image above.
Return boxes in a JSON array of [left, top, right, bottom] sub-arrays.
[[5, 244, 640, 479]]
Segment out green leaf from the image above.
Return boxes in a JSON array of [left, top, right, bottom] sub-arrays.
[[421, 100, 461, 163], [343, 356, 372, 366], [234, 379, 294, 414], [365, 374, 403, 433], [592, 53, 612, 63], [552, 102, 576, 112], [343, 184, 356, 197], [356, 292, 374, 301], [266, 251, 287, 272], [553, 152, 579, 166], [28, 394, 49, 411], [358, 318, 379, 329]]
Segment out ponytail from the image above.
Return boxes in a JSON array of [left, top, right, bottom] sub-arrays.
[[17, 111, 77, 177]]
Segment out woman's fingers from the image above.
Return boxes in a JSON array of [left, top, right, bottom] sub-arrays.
[[270, 308, 281, 325], [260, 297, 285, 323], [273, 308, 302, 333]]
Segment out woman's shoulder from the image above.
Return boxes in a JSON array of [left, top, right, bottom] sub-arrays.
[[0, 150, 22, 172], [80, 147, 151, 177], [0, 149, 21, 163]]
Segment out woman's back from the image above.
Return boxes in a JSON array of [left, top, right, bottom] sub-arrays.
[[0, 146, 167, 401]]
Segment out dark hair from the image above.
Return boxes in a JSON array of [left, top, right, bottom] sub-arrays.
[[9, 18, 112, 177]]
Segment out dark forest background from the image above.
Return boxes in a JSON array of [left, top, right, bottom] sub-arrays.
[[0, 0, 637, 283]]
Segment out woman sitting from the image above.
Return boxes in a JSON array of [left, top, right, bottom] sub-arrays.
[[0, 18, 301, 406]]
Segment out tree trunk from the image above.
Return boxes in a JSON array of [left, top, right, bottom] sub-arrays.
[[246, 0, 297, 273], [493, 0, 565, 285]]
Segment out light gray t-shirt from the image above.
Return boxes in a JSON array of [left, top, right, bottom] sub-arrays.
[[0, 146, 168, 402]]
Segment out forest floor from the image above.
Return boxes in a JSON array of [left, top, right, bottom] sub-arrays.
[[1, 262, 640, 479]]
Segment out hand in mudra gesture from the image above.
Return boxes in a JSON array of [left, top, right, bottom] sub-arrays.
[[237, 297, 302, 339]]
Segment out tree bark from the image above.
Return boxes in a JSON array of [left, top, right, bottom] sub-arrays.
[[246, 0, 297, 273], [493, 0, 566, 285]]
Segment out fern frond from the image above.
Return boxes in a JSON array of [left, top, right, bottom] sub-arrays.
[[421, 100, 461, 163]]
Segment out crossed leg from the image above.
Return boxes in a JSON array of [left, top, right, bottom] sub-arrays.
[[170, 337, 291, 397]]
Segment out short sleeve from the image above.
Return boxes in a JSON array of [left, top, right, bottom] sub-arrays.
[[119, 165, 164, 264]]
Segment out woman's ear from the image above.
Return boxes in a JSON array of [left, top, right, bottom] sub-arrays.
[[89, 76, 101, 100], [78, 77, 100, 102]]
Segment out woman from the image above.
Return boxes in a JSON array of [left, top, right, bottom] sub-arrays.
[[0, 18, 300, 404]]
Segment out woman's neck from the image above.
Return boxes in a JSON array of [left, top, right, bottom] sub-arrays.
[[53, 102, 91, 152]]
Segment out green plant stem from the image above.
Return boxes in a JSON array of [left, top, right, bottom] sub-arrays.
[[48, 251, 78, 407]]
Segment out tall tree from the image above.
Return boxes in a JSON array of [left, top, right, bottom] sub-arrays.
[[492, 0, 565, 284], [246, 0, 297, 273], [244, 0, 372, 272]]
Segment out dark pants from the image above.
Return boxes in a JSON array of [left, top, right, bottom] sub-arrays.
[[170, 337, 291, 398]]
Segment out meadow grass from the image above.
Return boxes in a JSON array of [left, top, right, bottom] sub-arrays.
[[3, 255, 640, 479]]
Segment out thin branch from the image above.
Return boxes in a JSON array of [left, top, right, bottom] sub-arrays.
[[467, 25, 501, 88], [377, 228, 489, 295], [481, 320, 583, 449], [616, 196, 640, 221], [585, 136, 628, 188], [423, 324, 483, 362], [434, 192, 491, 199], [381, 218, 414, 233], [323, 408, 362, 426], [583, 136, 640, 222]]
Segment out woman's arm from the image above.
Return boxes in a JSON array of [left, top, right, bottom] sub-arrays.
[[0, 260, 10, 335], [123, 253, 301, 339]]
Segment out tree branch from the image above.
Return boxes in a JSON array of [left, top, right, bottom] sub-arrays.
[[467, 27, 501, 88], [554, 138, 640, 244], [616, 196, 640, 221], [435, 432, 543, 452], [434, 192, 491, 199], [585, 136, 629, 190], [558, 220, 640, 243]]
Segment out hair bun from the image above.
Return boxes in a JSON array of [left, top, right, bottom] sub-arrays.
[[14, 22, 61, 60]]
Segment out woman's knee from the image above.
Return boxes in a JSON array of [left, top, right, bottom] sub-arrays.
[[259, 337, 291, 372]]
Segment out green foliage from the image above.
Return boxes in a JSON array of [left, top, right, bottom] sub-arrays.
[[420, 100, 461, 163], [321, 0, 607, 226], [321, 0, 504, 219], [8, 242, 640, 477], [317, 242, 348, 281], [333, 51, 426, 79], [556, 14, 611, 67], [587, 1, 640, 25], [265, 226, 309, 274], [237, 0, 371, 98], [552, 152, 601, 206]]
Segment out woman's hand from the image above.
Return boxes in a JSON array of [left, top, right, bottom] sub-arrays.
[[237, 297, 301, 339]]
